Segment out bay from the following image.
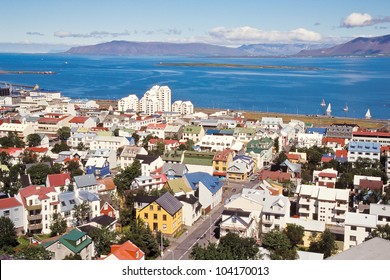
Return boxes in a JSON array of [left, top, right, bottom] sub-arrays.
[[0, 53, 389, 120]]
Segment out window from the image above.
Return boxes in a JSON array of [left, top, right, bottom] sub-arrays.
[[350, 236, 356, 241], [154, 214, 158, 220], [149, 205, 154, 211], [365, 228, 371, 233], [61, 201, 66, 207], [69, 199, 76, 205], [157, 206, 161, 211], [144, 213, 148, 219], [351, 226, 357, 231], [3, 210, 10, 217], [163, 215, 167, 221]]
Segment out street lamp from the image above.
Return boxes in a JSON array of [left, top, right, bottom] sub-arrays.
[[167, 249, 174, 260]]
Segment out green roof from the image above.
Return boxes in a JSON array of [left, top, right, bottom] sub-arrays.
[[234, 127, 256, 135], [97, 131, 113, 136], [165, 178, 192, 193], [44, 229, 92, 254], [246, 138, 273, 154], [183, 151, 214, 166], [162, 151, 183, 162], [183, 125, 202, 134]]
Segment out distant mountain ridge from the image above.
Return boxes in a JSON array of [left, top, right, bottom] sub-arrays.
[[64, 35, 390, 57], [296, 34, 390, 57]]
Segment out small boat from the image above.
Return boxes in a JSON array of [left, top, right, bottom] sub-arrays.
[[326, 103, 332, 116], [321, 98, 326, 107], [365, 109, 371, 119], [344, 104, 348, 112]]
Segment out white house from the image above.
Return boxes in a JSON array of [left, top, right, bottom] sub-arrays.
[[119, 145, 148, 169], [90, 135, 131, 151], [220, 209, 257, 238], [176, 193, 202, 226], [0, 123, 35, 141], [261, 195, 291, 234], [172, 100, 194, 115], [297, 132, 323, 148], [348, 141, 381, 163], [0, 197, 24, 233], [343, 212, 377, 251], [118, 94, 139, 112], [313, 168, 338, 188]]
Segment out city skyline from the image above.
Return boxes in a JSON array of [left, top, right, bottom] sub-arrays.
[[1, 0, 390, 52]]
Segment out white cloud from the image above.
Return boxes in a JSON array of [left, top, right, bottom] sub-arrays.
[[26, 32, 44, 36], [208, 26, 322, 44], [54, 30, 130, 38], [342, 13, 373, 28]]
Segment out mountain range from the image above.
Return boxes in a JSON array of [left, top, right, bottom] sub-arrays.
[[65, 34, 390, 57]]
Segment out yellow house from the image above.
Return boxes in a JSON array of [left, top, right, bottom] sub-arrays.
[[212, 149, 234, 178], [135, 192, 183, 237]]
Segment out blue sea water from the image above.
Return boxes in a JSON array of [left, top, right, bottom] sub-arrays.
[[0, 53, 389, 120]]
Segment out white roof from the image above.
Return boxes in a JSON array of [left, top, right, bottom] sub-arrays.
[[286, 217, 326, 232], [297, 184, 348, 202], [370, 204, 390, 217], [86, 157, 106, 168], [345, 212, 377, 228], [297, 251, 324, 260]]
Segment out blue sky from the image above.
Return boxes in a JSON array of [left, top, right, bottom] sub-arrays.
[[2, 0, 390, 47]]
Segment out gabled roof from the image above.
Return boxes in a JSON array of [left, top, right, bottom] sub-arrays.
[[165, 178, 193, 193], [105, 241, 144, 260], [0, 197, 22, 209], [19, 185, 57, 207], [176, 194, 199, 205], [213, 149, 233, 161], [74, 174, 98, 188], [78, 190, 100, 202], [155, 192, 183, 216], [69, 116, 89, 124], [47, 173, 71, 188], [281, 159, 301, 173], [44, 228, 92, 254], [58, 191, 80, 212], [135, 154, 159, 165], [327, 238, 390, 260], [90, 215, 116, 227], [162, 163, 188, 177], [184, 172, 223, 194]]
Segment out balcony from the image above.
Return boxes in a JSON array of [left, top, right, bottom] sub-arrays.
[[26, 204, 42, 211], [262, 218, 274, 225], [335, 203, 348, 211], [28, 223, 43, 231], [299, 198, 311, 205], [27, 214, 42, 221], [299, 207, 311, 214]]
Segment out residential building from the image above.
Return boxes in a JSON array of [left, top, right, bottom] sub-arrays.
[[85, 157, 110, 178], [148, 139, 179, 151], [46, 173, 71, 191], [90, 135, 131, 151], [259, 117, 283, 130], [0, 123, 35, 141], [312, 168, 338, 188], [135, 154, 164, 176], [297, 132, 323, 148], [0, 197, 24, 233], [261, 195, 290, 233], [172, 100, 194, 115], [182, 125, 205, 143], [130, 174, 167, 192], [44, 228, 94, 260], [119, 145, 148, 169], [102, 241, 145, 260], [220, 209, 257, 238], [68, 116, 96, 129], [117, 94, 139, 112], [176, 193, 202, 226], [352, 131, 390, 147], [135, 192, 183, 236], [348, 141, 381, 163], [343, 212, 377, 250], [227, 155, 255, 181], [233, 127, 256, 143], [139, 85, 171, 114], [212, 149, 234, 178], [286, 218, 326, 247], [369, 204, 390, 226], [58, 191, 80, 227], [74, 174, 99, 193], [146, 123, 167, 139], [197, 135, 236, 152], [164, 124, 183, 139], [326, 123, 359, 139], [295, 184, 349, 225], [162, 163, 188, 179], [182, 151, 214, 174], [184, 172, 223, 214]]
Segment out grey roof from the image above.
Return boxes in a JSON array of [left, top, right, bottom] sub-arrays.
[[25, 162, 51, 171], [74, 174, 98, 188], [156, 192, 183, 216], [78, 190, 100, 202], [162, 163, 188, 177], [176, 194, 199, 205], [281, 159, 301, 173], [262, 196, 290, 215], [327, 238, 390, 260], [58, 191, 80, 212]]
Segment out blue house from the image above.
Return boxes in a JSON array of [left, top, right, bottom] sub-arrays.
[[85, 157, 110, 178]]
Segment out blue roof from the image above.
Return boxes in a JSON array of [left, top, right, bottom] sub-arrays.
[[348, 141, 381, 153], [206, 129, 220, 135], [306, 128, 327, 135], [184, 172, 223, 195], [125, 137, 135, 145]]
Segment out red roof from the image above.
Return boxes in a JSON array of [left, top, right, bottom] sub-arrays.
[[0, 147, 23, 156], [97, 177, 116, 192], [318, 172, 337, 178], [0, 197, 22, 209], [69, 116, 89, 124], [47, 173, 71, 187], [38, 116, 66, 124], [286, 153, 301, 160], [335, 150, 348, 157], [261, 170, 291, 182], [353, 131, 390, 137], [322, 137, 346, 146], [26, 147, 48, 153], [213, 149, 233, 161], [359, 179, 383, 190], [19, 185, 56, 207], [104, 241, 145, 260], [321, 156, 333, 163], [146, 123, 167, 130]]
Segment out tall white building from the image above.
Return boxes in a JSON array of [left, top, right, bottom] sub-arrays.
[[172, 100, 194, 115], [140, 85, 171, 114], [118, 94, 139, 112]]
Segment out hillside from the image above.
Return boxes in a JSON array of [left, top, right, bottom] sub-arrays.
[[296, 34, 390, 57]]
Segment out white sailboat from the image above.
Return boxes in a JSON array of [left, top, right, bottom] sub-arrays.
[[326, 103, 332, 116], [321, 98, 326, 107], [343, 104, 348, 112], [365, 109, 371, 119]]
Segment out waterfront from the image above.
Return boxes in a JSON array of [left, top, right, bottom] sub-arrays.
[[1, 53, 390, 119]]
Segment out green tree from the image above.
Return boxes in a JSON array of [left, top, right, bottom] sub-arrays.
[[65, 160, 83, 178], [57, 126, 71, 141], [274, 137, 280, 153], [76, 142, 86, 151], [50, 212, 67, 237], [50, 163, 63, 174], [262, 229, 297, 260], [27, 133, 41, 147], [51, 142, 70, 154], [284, 224, 304, 247], [27, 163, 52, 185], [150, 141, 165, 156], [0, 151, 11, 167], [21, 150, 39, 164], [0, 217, 18, 250], [89, 227, 117, 257], [0, 132, 25, 148], [368, 224, 390, 240], [132, 132, 140, 145], [190, 233, 260, 260], [156, 231, 170, 250], [114, 159, 142, 197], [63, 253, 82, 260], [113, 128, 120, 136], [73, 202, 91, 226], [309, 229, 338, 258], [275, 152, 287, 166], [14, 245, 52, 260]]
